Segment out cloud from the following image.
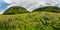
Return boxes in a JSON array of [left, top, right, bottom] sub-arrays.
[[3, 0, 60, 11]]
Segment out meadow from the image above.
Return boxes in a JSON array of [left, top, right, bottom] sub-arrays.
[[0, 11, 60, 30]]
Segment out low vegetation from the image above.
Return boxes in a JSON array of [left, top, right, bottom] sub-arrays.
[[0, 12, 60, 30], [1, 6, 60, 30]]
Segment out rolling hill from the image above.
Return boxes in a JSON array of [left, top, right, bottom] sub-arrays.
[[3, 6, 60, 15], [0, 6, 60, 30], [3, 6, 29, 15], [33, 6, 60, 13]]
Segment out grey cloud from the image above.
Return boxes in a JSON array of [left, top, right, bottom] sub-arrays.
[[3, 0, 60, 11]]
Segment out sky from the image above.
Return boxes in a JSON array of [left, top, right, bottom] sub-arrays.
[[0, 0, 9, 14], [0, 0, 60, 14]]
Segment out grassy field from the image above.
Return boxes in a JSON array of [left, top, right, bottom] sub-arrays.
[[0, 11, 60, 30]]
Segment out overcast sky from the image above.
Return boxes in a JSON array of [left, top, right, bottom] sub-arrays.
[[0, 0, 60, 14]]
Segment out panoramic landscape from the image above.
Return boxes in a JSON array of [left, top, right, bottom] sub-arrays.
[[0, 0, 60, 30], [0, 6, 60, 30]]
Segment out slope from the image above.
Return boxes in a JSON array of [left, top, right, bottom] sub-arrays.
[[33, 6, 60, 13], [0, 11, 60, 30], [3, 6, 29, 15]]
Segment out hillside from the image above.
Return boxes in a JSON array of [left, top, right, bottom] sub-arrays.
[[3, 6, 29, 15], [0, 11, 60, 30], [3, 6, 60, 15], [33, 6, 60, 13]]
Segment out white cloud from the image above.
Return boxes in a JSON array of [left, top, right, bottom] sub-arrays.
[[3, 0, 60, 11]]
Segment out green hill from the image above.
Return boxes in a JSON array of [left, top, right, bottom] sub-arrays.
[[0, 11, 60, 30], [3, 6, 60, 15], [3, 6, 29, 15], [1, 6, 60, 30], [33, 6, 60, 13]]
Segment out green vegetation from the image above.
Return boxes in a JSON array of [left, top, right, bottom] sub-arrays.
[[33, 6, 60, 13], [3, 6, 29, 15], [1, 6, 60, 30], [0, 12, 60, 30], [3, 6, 60, 15]]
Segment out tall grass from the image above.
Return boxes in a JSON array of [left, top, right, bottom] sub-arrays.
[[0, 12, 60, 30]]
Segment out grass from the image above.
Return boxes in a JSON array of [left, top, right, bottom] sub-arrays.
[[0, 11, 60, 30]]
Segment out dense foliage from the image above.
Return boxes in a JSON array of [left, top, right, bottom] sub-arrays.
[[0, 12, 60, 30], [3, 6, 29, 15], [33, 6, 60, 13]]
